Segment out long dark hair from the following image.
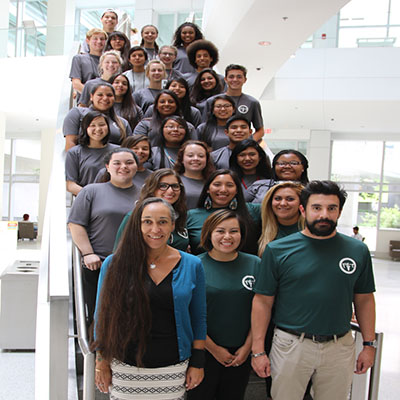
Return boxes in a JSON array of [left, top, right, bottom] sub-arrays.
[[272, 149, 309, 184], [174, 140, 215, 180], [190, 68, 222, 104], [230, 139, 272, 179], [155, 116, 191, 169], [127, 46, 148, 70], [165, 78, 195, 125], [139, 169, 187, 232], [200, 94, 235, 148], [78, 111, 110, 146], [105, 31, 131, 71], [89, 82, 127, 141], [109, 73, 142, 130], [150, 90, 182, 135], [197, 170, 252, 222], [92, 197, 175, 366], [172, 22, 203, 47]]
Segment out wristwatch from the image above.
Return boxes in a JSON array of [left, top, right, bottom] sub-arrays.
[[251, 351, 266, 358], [363, 340, 377, 348]]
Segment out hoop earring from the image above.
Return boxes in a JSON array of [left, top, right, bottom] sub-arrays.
[[204, 195, 212, 210], [168, 234, 174, 245], [229, 197, 238, 210]]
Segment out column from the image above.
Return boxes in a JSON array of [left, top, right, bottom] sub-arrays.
[[308, 130, 331, 180], [0, 0, 10, 57], [0, 113, 5, 217]]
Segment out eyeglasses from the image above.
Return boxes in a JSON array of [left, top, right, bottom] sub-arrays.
[[276, 161, 301, 167], [158, 183, 181, 191], [214, 104, 233, 110]]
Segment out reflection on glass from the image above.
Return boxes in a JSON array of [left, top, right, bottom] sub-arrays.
[[383, 142, 400, 184], [331, 141, 382, 183], [338, 27, 388, 48], [339, 0, 389, 27], [379, 193, 400, 229], [388, 27, 400, 47]]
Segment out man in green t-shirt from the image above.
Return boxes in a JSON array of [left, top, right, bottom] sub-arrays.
[[251, 180, 376, 400]]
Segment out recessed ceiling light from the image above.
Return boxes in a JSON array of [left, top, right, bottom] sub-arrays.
[[258, 41, 271, 46]]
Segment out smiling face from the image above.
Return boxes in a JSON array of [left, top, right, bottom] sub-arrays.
[[237, 147, 260, 175], [225, 69, 247, 91], [109, 35, 125, 51], [142, 26, 158, 45], [87, 33, 107, 54], [159, 47, 176, 67], [181, 26, 196, 45], [90, 85, 115, 111], [141, 202, 175, 250], [131, 140, 150, 166], [112, 75, 129, 98], [154, 175, 181, 204], [271, 187, 301, 225], [208, 174, 237, 208], [225, 120, 251, 145], [156, 94, 177, 116], [101, 12, 118, 33], [148, 62, 165, 82], [274, 153, 304, 181], [210, 217, 241, 255], [183, 144, 207, 174], [162, 119, 186, 146], [213, 99, 234, 121], [106, 151, 137, 187], [195, 49, 212, 69], [200, 72, 217, 91], [86, 116, 108, 144], [168, 81, 186, 99], [101, 54, 120, 76]]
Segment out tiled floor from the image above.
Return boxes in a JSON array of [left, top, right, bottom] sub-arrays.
[[0, 241, 399, 399]]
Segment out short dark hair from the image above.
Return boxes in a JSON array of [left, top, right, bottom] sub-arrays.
[[225, 64, 247, 78], [103, 147, 139, 166], [200, 209, 246, 252], [128, 46, 148, 61], [186, 39, 219, 68], [300, 180, 347, 210], [226, 115, 251, 130], [79, 111, 110, 146], [121, 134, 152, 162]]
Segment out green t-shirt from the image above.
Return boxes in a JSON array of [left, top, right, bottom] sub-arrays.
[[254, 232, 375, 335], [199, 252, 260, 347], [275, 222, 300, 240], [187, 203, 261, 255], [114, 211, 189, 252]]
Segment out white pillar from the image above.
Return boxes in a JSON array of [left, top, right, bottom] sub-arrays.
[[308, 130, 331, 180], [38, 129, 55, 238], [46, 0, 75, 56], [0, 113, 5, 217], [134, 0, 158, 30], [0, 0, 10, 57]]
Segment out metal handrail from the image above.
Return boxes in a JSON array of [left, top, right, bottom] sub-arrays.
[[350, 322, 383, 400], [72, 244, 95, 400]]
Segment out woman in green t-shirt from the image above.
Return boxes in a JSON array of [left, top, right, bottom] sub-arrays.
[[188, 209, 260, 400]]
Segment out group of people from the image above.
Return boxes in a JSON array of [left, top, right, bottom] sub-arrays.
[[66, 10, 376, 400]]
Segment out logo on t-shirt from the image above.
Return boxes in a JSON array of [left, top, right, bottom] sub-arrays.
[[238, 104, 249, 114], [339, 258, 357, 274], [242, 275, 255, 290]]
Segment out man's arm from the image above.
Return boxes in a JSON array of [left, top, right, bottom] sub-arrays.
[[253, 127, 264, 143], [251, 293, 274, 378], [353, 292, 376, 374], [71, 78, 84, 94]]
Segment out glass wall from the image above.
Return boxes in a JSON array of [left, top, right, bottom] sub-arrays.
[[331, 140, 400, 251]]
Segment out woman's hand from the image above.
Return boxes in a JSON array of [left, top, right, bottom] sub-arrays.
[[230, 344, 251, 367], [185, 366, 204, 390], [209, 345, 234, 367], [84, 254, 102, 270], [95, 359, 112, 393]]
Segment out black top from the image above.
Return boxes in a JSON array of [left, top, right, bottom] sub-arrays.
[[124, 262, 180, 367]]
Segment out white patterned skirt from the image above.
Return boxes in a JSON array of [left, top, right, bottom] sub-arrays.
[[110, 359, 189, 400]]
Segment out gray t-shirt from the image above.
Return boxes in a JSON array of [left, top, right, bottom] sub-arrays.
[[165, 68, 185, 82], [148, 146, 180, 169], [244, 179, 275, 203], [180, 175, 205, 209], [203, 93, 264, 130], [211, 146, 232, 170], [68, 181, 140, 258], [133, 88, 161, 113], [123, 70, 150, 93], [62, 106, 132, 145], [197, 123, 229, 150], [78, 77, 107, 106], [65, 143, 118, 187], [173, 46, 196, 74], [69, 53, 100, 84], [134, 118, 198, 147]]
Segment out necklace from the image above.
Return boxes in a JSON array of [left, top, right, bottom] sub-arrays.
[[148, 247, 168, 269]]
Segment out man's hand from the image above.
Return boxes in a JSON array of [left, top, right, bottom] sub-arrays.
[[251, 354, 271, 378], [355, 346, 375, 374]]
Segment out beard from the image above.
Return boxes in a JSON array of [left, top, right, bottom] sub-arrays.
[[306, 218, 337, 237]]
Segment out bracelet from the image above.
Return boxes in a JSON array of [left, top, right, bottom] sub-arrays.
[[189, 348, 206, 368], [251, 351, 266, 358], [82, 253, 94, 257], [95, 368, 102, 372]]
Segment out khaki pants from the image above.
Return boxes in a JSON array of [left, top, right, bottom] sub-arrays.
[[270, 328, 355, 400]]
